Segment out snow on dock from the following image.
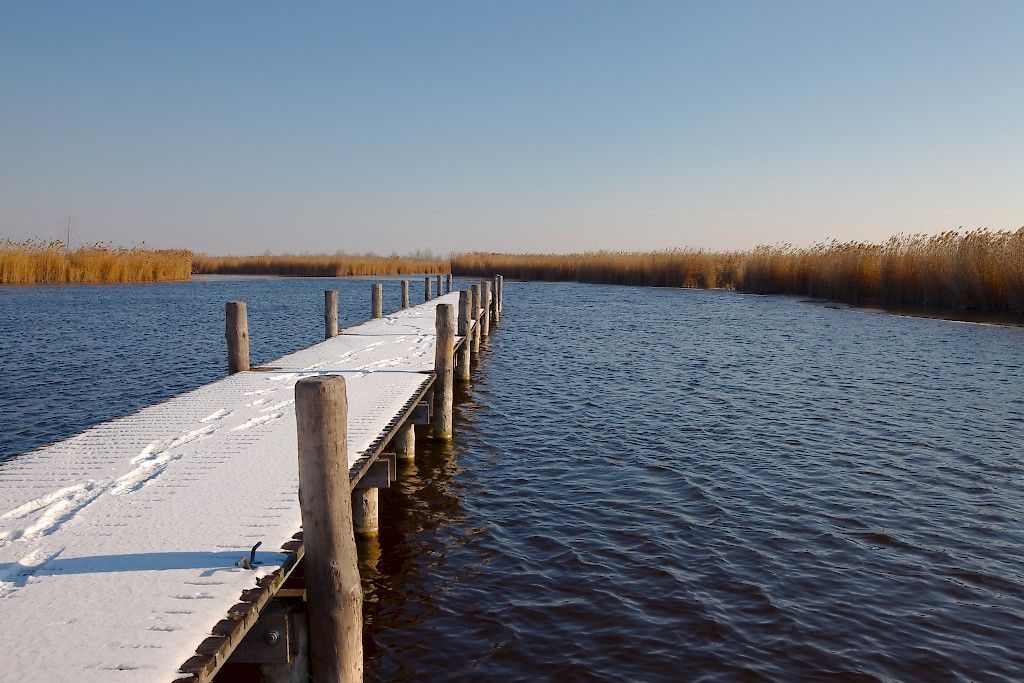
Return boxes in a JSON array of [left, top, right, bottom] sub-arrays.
[[0, 291, 461, 683]]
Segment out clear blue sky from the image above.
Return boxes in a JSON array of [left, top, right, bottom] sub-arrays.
[[1, 1, 1022, 254]]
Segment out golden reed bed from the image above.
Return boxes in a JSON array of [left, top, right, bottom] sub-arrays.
[[192, 253, 448, 278], [0, 240, 191, 284], [452, 229, 1024, 316], [6, 229, 1022, 317]]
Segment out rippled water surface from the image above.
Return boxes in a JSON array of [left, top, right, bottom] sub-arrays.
[[3, 279, 1024, 681]]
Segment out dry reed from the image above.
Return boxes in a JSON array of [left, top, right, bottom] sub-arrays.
[[452, 228, 1024, 315], [193, 253, 449, 278], [0, 240, 192, 285], [452, 250, 746, 289]]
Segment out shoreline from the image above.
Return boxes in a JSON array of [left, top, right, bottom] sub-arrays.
[[6, 273, 1021, 328], [795, 297, 1024, 328]]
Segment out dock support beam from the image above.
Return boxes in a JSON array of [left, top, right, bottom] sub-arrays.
[[424, 277, 432, 302], [372, 283, 383, 319], [294, 376, 362, 683], [433, 303, 455, 440], [436, 274, 442, 298], [456, 290, 471, 383], [401, 279, 410, 309], [393, 422, 415, 463], [226, 301, 250, 374], [446, 273, 453, 294], [480, 281, 491, 339], [352, 488, 379, 538], [498, 275, 504, 315], [325, 290, 339, 339], [470, 285, 481, 361]]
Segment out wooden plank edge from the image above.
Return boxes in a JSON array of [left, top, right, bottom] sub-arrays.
[[348, 374, 433, 486], [173, 536, 305, 682], [174, 376, 434, 682]]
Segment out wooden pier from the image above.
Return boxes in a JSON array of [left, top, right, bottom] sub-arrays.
[[0, 276, 503, 683]]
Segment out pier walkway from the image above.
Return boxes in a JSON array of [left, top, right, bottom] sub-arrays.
[[0, 288, 477, 683]]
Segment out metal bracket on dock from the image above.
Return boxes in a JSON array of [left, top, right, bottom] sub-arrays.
[[410, 400, 431, 425], [228, 600, 298, 665], [353, 454, 395, 490]]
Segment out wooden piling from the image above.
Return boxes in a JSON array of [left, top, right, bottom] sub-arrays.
[[436, 274, 442, 297], [352, 488, 379, 537], [325, 290, 339, 339], [480, 281, 491, 338], [372, 283, 383, 319], [401, 279, 410, 309], [393, 422, 415, 463], [491, 276, 500, 325], [432, 303, 455, 440], [457, 290, 471, 383], [494, 275, 499, 314], [424, 277, 432, 302], [446, 273, 453, 294], [293, 375, 362, 683], [498, 275, 504, 314], [470, 284, 481, 359], [225, 301, 250, 374]]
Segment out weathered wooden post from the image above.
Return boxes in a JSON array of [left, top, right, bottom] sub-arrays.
[[480, 281, 491, 339], [457, 290, 471, 383], [393, 422, 415, 463], [498, 275, 504, 314], [446, 273, 453, 294], [424, 277, 432, 302], [401, 279, 410, 308], [293, 375, 362, 682], [491, 275, 500, 325], [352, 487, 378, 538], [433, 303, 455, 440], [225, 301, 250, 374], [372, 283, 383, 319], [325, 290, 339, 339], [470, 284, 481, 360]]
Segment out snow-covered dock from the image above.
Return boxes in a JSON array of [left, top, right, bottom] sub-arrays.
[[0, 283, 498, 683]]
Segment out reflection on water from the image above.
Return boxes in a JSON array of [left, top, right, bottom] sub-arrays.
[[3, 279, 1024, 680], [363, 433, 466, 666]]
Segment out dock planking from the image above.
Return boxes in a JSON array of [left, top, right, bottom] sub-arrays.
[[0, 290, 474, 683]]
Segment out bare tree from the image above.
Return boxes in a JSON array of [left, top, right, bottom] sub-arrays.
[[63, 215, 75, 251]]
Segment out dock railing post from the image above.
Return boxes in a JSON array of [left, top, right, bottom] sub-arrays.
[[446, 273, 453, 294], [457, 290, 471, 383], [480, 281, 491, 339], [424, 277, 432, 302], [433, 303, 455, 440], [225, 301, 250, 374], [401, 279, 410, 309], [470, 284, 481, 360], [294, 375, 362, 682], [325, 290, 339, 339], [372, 283, 383, 319]]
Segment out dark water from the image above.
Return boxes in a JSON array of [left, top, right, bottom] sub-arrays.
[[4, 279, 1024, 681]]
